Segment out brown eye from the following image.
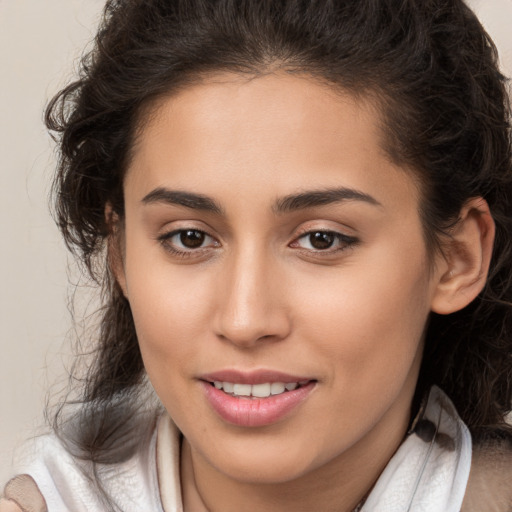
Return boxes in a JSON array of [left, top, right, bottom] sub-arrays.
[[308, 232, 335, 249], [158, 229, 219, 254], [180, 229, 206, 248], [291, 230, 358, 253]]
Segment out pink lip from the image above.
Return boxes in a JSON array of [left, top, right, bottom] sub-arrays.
[[201, 369, 312, 385], [200, 370, 316, 427]]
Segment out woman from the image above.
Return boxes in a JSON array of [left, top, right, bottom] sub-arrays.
[[2, 0, 511, 510]]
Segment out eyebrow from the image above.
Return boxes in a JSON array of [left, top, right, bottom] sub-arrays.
[[273, 187, 382, 213], [141, 186, 381, 215], [142, 188, 223, 214]]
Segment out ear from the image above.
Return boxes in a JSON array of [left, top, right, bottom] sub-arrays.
[[105, 203, 129, 299], [430, 197, 495, 315]]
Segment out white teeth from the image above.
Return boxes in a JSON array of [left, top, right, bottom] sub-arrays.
[[270, 382, 286, 395], [223, 382, 235, 393], [233, 384, 252, 396], [251, 383, 271, 398], [212, 380, 306, 398]]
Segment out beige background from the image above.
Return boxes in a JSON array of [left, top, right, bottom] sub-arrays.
[[1, 0, 511, 484]]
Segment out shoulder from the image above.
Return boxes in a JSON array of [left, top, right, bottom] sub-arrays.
[[462, 434, 512, 512], [1, 418, 163, 512]]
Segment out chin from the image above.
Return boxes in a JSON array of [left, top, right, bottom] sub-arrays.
[[206, 441, 320, 485]]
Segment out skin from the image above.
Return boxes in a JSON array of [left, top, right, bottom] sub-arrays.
[[115, 73, 494, 512]]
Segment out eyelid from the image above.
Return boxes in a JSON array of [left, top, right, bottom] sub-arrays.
[[157, 227, 221, 257], [155, 219, 218, 244], [290, 226, 359, 254], [293, 222, 357, 240]]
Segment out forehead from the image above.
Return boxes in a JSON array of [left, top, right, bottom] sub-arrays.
[[137, 72, 385, 160], [126, 72, 420, 211]]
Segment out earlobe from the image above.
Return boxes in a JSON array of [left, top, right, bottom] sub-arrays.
[[105, 204, 129, 299], [430, 198, 495, 315]]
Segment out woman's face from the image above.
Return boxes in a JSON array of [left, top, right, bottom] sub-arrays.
[[119, 73, 444, 484]]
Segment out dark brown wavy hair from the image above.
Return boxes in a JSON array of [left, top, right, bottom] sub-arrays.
[[46, 0, 512, 482]]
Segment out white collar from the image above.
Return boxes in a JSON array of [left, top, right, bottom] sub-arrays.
[[156, 412, 183, 511], [362, 386, 472, 512]]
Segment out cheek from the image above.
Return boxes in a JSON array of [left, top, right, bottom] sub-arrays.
[[287, 256, 431, 455], [123, 250, 216, 383], [125, 263, 218, 423], [294, 248, 432, 387]]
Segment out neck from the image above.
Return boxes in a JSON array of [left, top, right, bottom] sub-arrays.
[[180, 401, 411, 512]]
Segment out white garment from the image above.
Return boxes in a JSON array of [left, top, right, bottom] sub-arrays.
[[9, 418, 164, 512], [5, 386, 471, 512], [361, 386, 472, 512]]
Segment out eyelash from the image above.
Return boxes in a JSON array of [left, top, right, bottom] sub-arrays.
[[291, 230, 359, 255], [157, 228, 359, 258], [157, 229, 219, 258]]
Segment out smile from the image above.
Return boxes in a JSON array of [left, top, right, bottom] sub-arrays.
[[201, 372, 317, 427], [212, 381, 309, 398]]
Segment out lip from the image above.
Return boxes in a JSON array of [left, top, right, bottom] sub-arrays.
[[200, 370, 316, 427], [200, 369, 313, 385]]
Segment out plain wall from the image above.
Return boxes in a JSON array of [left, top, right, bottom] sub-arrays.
[[0, 0, 105, 481], [1, 0, 511, 485]]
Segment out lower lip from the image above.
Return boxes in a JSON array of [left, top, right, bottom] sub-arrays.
[[201, 381, 315, 427]]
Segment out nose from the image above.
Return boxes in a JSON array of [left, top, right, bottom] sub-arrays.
[[213, 249, 291, 348]]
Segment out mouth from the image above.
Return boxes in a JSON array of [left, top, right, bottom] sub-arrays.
[[200, 371, 317, 427], [208, 380, 312, 399]]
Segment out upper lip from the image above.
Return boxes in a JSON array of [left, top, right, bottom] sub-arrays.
[[200, 369, 315, 385]]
